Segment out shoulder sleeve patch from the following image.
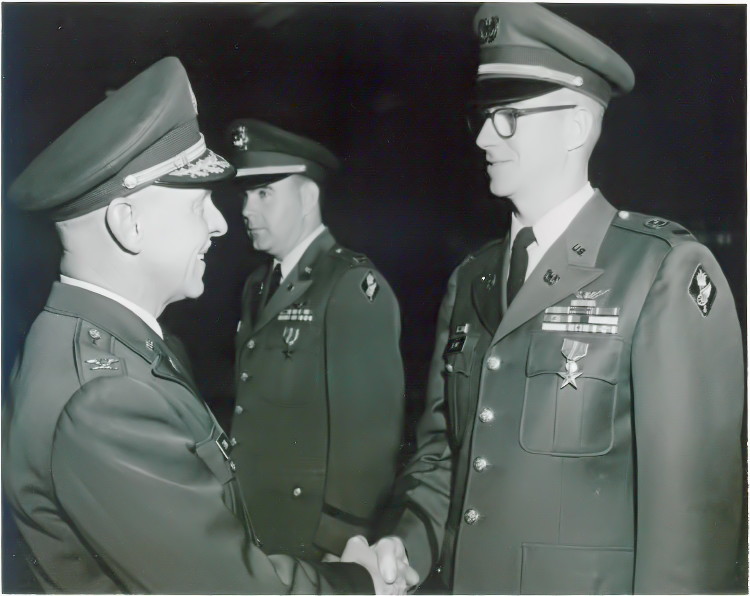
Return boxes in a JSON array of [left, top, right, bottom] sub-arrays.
[[688, 264, 717, 317], [360, 270, 380, 302], [611, 210, 696, 246]]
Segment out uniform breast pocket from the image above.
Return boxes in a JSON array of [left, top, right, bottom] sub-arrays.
[[258, 323, 323, 406], [443, 333, 480, 446], [520, 332, 623, 457]]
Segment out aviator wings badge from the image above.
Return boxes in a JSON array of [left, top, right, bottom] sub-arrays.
[[557, 339, 588, 389]]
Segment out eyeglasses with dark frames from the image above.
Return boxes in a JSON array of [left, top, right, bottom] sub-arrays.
[[467, 104, 577, 139]]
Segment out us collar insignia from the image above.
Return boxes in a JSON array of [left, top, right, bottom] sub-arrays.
[[572, 243, 586, 256], [558, 339, 588, 389], [361, 271, 380, 302], [85, 357, 119, 371], [231, 125, 250, 151], [481, 273, 496, 290], [688, 264, 716, 317]]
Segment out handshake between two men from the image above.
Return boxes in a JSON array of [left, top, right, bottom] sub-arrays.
[[328, 536, 419, 595]]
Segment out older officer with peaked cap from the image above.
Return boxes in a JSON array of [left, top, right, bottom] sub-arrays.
[[226, 119, 407, 564], [2, 57, 408, 594], [370, 4, 744, 594]]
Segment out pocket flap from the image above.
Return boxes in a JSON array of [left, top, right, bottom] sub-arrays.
[[521, 543, 634, 594], [526, 332, 623, 384]]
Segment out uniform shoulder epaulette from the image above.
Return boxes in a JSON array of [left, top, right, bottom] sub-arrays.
[[611, 210, 696, 247], [460, 238, 505, 267], [74, 321, 125, 385], [329, 245, 372, 267]]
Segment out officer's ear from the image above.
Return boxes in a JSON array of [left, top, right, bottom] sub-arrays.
[[106, 198, 143, 254], [299, 179, 321, 217], [565, 105, 595, 152]]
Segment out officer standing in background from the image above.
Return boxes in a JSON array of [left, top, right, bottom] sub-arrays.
[[2, 57, 409, 594], [226, 119, 406, 560], [371, 4, 744, 594]]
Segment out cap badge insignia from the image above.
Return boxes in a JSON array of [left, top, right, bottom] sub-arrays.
[[543, 269, 561, 286], [644, 218, 669, 229], [282, 326, 300, 359], [478, 16, 499, 45], [85, 357, 119, 371], [170, 152, 231, 178], [361, 271, 380, 302], [232, 125, 250, 151], [688, 264, 716, 317], [558, 339, 588, 389]]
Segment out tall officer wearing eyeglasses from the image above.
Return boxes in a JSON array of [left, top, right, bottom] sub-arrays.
[[370, 4, 744, 594], [225, 119, 406, 563]]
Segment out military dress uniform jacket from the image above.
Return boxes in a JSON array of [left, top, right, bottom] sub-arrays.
[[2, 282, 371, 594], [389, 193, 744, 594], [232, 230, 405, 559]]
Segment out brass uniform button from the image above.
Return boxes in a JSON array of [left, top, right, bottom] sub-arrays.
[[464, 508, 480, 525], [479, 408, 495, 423]]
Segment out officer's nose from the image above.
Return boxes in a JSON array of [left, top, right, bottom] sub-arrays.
[[476, 117, 502, 150], [206, 197, 228, 237]]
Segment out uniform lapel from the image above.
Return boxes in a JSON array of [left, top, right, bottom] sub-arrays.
[[471, 239, 507, 334], [252, 230, 336, 334], [491, 192, 617, 346]]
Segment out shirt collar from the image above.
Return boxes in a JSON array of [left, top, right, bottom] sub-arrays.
[[60, 275, 164, 339], [510, 182, 595, 250], [274, 224, 327, 280]]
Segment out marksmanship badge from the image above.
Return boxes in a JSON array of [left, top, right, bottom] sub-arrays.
[[557, 339, 588, 389], [688, 264, 716, 317]]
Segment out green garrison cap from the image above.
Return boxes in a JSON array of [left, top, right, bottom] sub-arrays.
[[226, 119, 340, 188], [8, 57, 235, 221], [474, 3, 635, 106]]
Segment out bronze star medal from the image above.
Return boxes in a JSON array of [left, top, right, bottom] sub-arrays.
[[557, 338, 588, 389]]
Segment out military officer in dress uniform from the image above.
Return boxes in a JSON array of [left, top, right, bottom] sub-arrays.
[[371, 4, 744, 594], [225, 119, 406, 561], [3, 57, 411, 594]]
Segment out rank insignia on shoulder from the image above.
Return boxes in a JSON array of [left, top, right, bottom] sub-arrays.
[[361, 271, 380, 302], [688, 264, 716, 317], [644, 218, 669, 229], [85, 357, 119, 371]]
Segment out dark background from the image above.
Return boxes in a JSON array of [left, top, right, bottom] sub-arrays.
[[2, 3, 746, 592]]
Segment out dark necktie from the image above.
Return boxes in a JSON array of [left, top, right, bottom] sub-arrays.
[[267, 263, 282, 299], [507, 226, 536, 305]]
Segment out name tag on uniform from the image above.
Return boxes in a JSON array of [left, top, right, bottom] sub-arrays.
[[216, 432, 233, 460], [445, 336, 467, 354]]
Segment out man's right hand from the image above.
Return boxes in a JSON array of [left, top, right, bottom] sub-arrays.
[[338, 535, 419, 595]]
